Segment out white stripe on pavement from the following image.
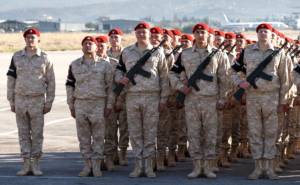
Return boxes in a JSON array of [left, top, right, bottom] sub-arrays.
[[0, 107, 11, 112], [0, 117, 73, 136], [0, 175, 97, 180], [0, 98, 66, 112]]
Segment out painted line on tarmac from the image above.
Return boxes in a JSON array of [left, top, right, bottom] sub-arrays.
[[0, 98, 66, 112], [0, 107, 10, 112], [0, 175, 88, 179], [0, 117, 73, 136], [0, 175, 122, 180]]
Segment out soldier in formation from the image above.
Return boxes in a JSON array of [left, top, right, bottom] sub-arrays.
[[7, 22, 300, 180]]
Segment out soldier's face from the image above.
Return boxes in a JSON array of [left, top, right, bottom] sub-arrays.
[[226, 39, 236, 47], [163, 34, 173, 44], [193, 29, 209, 44], [150, 33, 162, 46], [208, 34, 214, 43], [82, 41, 97, 54], [24, 34, 39, 48], [180, 39, 192, 49], [236, 39, 246, 49], [213, 36, 224, 48], [135, 29, 150, 42], [97, 42, 108, 55], [172, 35, 180, 47], [257, 29, 272, 42], [109, 34, 122, 47]]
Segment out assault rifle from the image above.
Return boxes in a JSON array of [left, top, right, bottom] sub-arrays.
[[176, 42, 227, 106], [113, 39, 166, 96], [233, 41, 288, 101]]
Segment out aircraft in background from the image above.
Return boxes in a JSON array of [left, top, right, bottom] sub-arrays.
[[221, 14, 289, 31]]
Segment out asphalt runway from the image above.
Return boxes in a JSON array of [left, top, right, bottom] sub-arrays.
[[0, 51, 299, 185]]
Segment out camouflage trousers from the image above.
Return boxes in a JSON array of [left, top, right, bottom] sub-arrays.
[[104, 105, 128, 156], [15, 95, 45, 159], [216, 110, 223, 155], [185, 95, 218, 160], [175, 108, 187, 148], [247, 92, 278, 159], [157, 97, 184, 154], [126, 92, 159, 159], [221, 103, 240, 151], [75, 99, 105, 160], [284, 98, 300, 148], [239, 105, 248, 144], [295, 105, 300, 139], [276, 104, 298, 154]]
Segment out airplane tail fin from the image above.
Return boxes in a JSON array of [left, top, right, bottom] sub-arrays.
[[223, 13, 229, 23]]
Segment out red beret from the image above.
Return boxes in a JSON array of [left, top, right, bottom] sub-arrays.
[[236, 33, 246, 39], [214, 30, 225, 37], [279, 32, 285, 38], [272, 28, 279, 35], [163, 29, 173, 37], [285, 37, 294, 43], [181, 34, 194, 42], [208, 27, 215, 34], [23, 28, 40, 38], [81, 36, 97, 45], [150, 26, 163, 35], [246, 39, 252, 45], [171, 29, 182, 36], [95, 35, 109, 43], [108, 28, 123, 36], [256, 23, 273, 32], [192, 23, 210, 33], [134, 22, 150, 30], [225, 32, 236, 40], [277, 31, 282, 37]]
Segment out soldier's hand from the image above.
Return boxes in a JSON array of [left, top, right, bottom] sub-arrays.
[[159, 102, 167, 112], [114, 101, 123, 112], [119, 77, 130, 85], [114, 96, 124, 112], [238, 81, 250, 89], [167, 98, 175, 108], [70, 109, 76, 118], [10, 105, 15, 113], [278, 104, 289, 113], [241, 94, 246, 105], [179, 86, 192, 95], [216, 100, 225, 110], [182, 78, 188, 86], [224, 101, 233, 109], [43, 106, 51, 114], [104, 108, 112, 118]]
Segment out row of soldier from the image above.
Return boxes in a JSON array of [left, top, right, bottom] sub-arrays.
[[6, 22, 300, 180]]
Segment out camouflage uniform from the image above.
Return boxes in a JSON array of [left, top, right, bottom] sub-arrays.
[[7, 48, 55, 159], [115, 43, 169, 174], [282, 54, 298, 160], [106, 48, 129, 160], [66, 56, 114, 160], [156, 48, 177, 168], [220, 50, 240, 163], [234, 43, 291, 179], [169, 44, 230, 177], [230, 50, 250, 159], [172, 49, 188, 160], [293, 56, 300, 153]]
